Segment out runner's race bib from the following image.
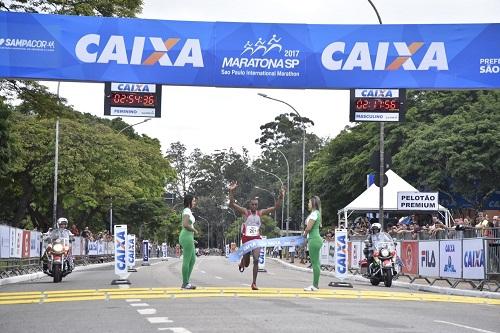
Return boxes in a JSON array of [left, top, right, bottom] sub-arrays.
[[245, 225, 260, 237]]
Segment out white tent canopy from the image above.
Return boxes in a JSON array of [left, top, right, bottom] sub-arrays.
[[338, 170, 451, 226]]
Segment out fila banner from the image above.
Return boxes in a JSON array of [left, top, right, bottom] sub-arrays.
[[419, 241, 440, 277], [1, 12, 500, 89]]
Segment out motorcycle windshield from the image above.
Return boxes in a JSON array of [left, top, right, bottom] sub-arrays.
[[49, 229, 71, 244], [373, 233, 395, 251]]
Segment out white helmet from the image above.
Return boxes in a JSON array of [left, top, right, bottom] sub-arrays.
[[57, 217, 68, 228], [371, 222, 382, 232]]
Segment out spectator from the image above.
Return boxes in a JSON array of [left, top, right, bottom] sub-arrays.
[[70, 224, 80, 236]]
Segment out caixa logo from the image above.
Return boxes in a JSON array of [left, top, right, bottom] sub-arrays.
[[464, 250, 484, 267], [75, 34, 204, 67], [321, 42, 448, 71], [115, 231, 126, 270]]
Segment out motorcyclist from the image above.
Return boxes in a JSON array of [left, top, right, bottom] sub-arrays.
[[42, 217, 75, 273], [363, 222, 382, 276]]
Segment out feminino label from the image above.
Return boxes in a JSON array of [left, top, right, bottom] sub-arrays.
[[220, 34, 302, 78]]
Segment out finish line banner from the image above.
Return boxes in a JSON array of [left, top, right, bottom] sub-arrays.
[[1, 12, 500, 89], [228, 236, 305, 263]]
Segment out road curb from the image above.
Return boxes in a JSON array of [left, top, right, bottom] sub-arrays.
[[0, 261, 115, 287], [270, 258, 500, 299]]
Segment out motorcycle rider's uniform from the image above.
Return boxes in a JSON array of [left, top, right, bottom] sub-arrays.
[[363, 223, 383, 276]]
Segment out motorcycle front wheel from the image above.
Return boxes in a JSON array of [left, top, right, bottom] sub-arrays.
[[383, 268, 393, 287], [53, 263, 62, 283]]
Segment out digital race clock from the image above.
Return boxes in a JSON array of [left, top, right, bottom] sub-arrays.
[[350, 89, 406, 122], [104, 82, 162, 118]]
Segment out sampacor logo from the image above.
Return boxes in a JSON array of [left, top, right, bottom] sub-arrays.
[[222, 35, 300, 70], [321, 42, 448, 70], [75, 34, 204, 67], [0, 37, 55, 49]]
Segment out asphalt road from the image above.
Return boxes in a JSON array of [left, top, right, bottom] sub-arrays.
[[0, 256, 498, 333]]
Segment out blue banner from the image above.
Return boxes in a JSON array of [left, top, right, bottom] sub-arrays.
[[1, 12, 500, 89], [228, 236, 305, 263]]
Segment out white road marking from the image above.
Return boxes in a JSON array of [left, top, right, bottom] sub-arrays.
[[118, 284, 130, 289], [215, 276, 223, 279], [137, 308, 157, 315], [200, 270, 206, 274], [434, 320, 497, 333], [147, 317, 174, 324], [241, 283, 251, 287], [311, 297, 324, 301], [130, 303, 150, 307], [158, 328, 192, 332], [268, 272, 276, 275], [126, 299, 141, 302]]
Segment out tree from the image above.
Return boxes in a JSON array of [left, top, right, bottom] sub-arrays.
[[307, 90, 500, 226], [0, 0, 143, 17]]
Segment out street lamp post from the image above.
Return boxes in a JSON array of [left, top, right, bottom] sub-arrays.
[[367, 0, 386, 230], [275, 148, 290, 236], [254, 186, 277, 222], [257, 93, 306, 229], [109, 118, 153, 234], [255, 167, 285, 233], [118, 118, 151, 134]]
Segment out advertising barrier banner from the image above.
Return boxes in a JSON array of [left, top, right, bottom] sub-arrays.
[[419, 241, 440, 277], [462, 238, 486, 280], [30, 231, 41, 258], [349, 241, 363, 269], [401, 241, 419, 275], [14, 228, 23, 258], [0, 225, 10, 258], [1, 12, 500, 89], [72, 236, 82, 256], [9, 227, 16, 258], [21, 230, 30, 258], [439, 240, 462, 278], [334, 229, 348, 280], [88, 241, 98, 255], [320, 241, 329, 265]]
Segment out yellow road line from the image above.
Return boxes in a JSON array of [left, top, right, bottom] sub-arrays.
[[0, 288, 497, 306]]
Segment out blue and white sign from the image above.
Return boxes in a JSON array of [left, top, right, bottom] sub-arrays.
[[439, 240, 462, 278], [334, 229, 348, 280], [113, 224, 128, 277], [258, 236, 266, 271], [127, 234, 136, 268], [1, 12, 500, 89], [462, 239, 485, 280], [142, 240, 150, 265]]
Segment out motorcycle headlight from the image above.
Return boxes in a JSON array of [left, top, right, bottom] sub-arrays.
[[381, 248, 390, 257], [53, 243, 64, 253]]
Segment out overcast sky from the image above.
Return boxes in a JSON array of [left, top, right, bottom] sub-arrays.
[[42, 0, 500, 158]]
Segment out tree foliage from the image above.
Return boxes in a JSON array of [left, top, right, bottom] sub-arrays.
[[307, 90, 500, 227]]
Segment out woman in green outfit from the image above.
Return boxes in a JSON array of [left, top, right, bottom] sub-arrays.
[[302, 196, 323, 291], [179, 194, 198, 289]]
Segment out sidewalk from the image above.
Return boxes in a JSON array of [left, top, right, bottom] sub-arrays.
[[270, 257, 500, 299]]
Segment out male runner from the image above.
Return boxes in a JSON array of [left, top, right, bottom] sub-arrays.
[[228, 181, 284, 290]]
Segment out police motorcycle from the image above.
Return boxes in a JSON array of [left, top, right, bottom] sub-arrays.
[[42, 218, 74, 283], [361, 223, 398, 287]]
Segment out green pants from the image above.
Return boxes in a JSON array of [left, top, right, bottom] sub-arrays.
[[308, 237, 323, 288], [179, 230, 196, 285]]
